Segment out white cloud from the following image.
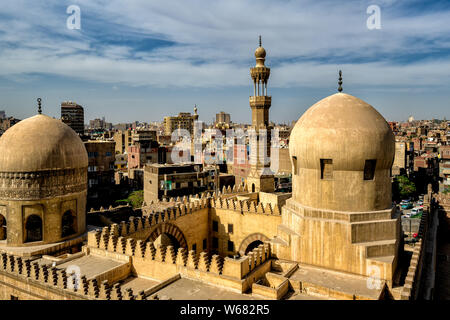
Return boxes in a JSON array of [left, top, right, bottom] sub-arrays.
[[0, 0, 449, 91]]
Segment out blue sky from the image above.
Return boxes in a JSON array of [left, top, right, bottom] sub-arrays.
[[0, 0, 449, 124]]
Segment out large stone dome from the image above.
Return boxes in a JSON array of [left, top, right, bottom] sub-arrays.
[[0, 114, 88, 172], [289, 92, 395, 212]]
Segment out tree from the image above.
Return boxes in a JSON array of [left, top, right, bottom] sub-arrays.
[[393, 175, 416, 200], [116, 190, 144, 208]]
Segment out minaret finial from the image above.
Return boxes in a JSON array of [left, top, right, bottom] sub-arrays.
[[37, 98, 42, 114], [338, 70, 343, 92], [259, 35, 261, 47]]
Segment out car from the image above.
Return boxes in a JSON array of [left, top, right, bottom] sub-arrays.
[[411, 208, 423, 215], [401, 203, 413, 209]]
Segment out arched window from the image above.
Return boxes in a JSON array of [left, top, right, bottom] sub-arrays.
[[252, 184, 256, 193], [61, 211, 77, 238], [25, 215, 42, 242], [0, 215, 6, 241]]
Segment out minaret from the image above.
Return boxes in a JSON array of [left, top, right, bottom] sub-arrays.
[[247, 36, 274, 193]]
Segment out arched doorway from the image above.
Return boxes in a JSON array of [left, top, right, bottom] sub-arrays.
[[25, 215, 42, 242], [61, 210, 77, 238], [0, 214, 6, 240], [245, 240, 264, 255], [252, 184, 255, 193], [146, 223, 187, 250], [239, 233, 269, 256], [154, 233, 181, 252]]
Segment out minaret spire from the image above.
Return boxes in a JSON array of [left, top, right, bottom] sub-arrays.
[[338, 70, 343, 92], [37, 98, 42, 114], [259, 35, 262, 47]]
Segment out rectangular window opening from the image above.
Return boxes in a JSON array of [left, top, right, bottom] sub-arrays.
[[228, 240, 234, 252], [320, 159, 333, 180], [292, 156, 298, 175], [364, 159, 377, 180]]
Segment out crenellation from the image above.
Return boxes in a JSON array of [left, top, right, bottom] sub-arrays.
[[123, 288, 135, 300], [15, 256, 23, 275], [134, 240, 145, 258], [166, 245, 177, 264], [107, 234, 118, 252], [24, 259, 31, 277], [1, 253, 7, 271], [39, 264, 49, 283], [198, 252, 210, 272], [49, 267, 58, 286], [88, 279, 100, 299], [120, 221, 128, 237], [110, 223, 119, 237], [81, 276, 89, 295], [144, 241, 156, 260], [128, 219, 136, 234], [154, 244, 167, 262], [58, 269, 67, 289], [7, 254, 14, 273], [30, 262, 40, 281], [210, 255, 223, 274], [116, 236, 126, 254], [175, 247, 187, 266], [136, 217, 143, 231], [110, 283, 122, 300], [100, 280, 111, 300], [187, 250, 198, 269], [125, 238, 137, 256]]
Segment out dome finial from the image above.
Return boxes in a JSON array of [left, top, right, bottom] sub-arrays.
[[37, 98, 42, 114], [259, 35, 262, 47], [338, 70, 343, 92]]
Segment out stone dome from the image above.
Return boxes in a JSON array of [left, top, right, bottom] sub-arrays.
[[0, 114, 88, 172], [289, 92, 395, 212]]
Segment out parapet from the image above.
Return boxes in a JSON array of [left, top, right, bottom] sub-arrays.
[[0, 252, 141, 300]]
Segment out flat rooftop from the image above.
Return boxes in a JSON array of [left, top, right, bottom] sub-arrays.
[[57, 255, 125, 280], [288, 264, 383, 300], [148, 277, 262, 300]]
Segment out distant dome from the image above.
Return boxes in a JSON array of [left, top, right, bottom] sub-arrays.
[[289, 92, 395, 212], [0, 114, 88, 172]]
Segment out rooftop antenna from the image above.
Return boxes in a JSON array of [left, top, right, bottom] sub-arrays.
[[37, 98, 42, 114], [338, 70, 343, 92]]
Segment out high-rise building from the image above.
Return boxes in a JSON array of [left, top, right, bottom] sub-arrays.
[[61, 101, 84, 135], [163, 107, 199, 136], [215, 111, 231, 125]]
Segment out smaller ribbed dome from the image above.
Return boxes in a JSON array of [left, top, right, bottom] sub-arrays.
[[0, 114, 88, 172]]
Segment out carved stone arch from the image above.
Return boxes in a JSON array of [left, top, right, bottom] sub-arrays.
[[239, 233, 269, 256], [146, 223, 187, 249]]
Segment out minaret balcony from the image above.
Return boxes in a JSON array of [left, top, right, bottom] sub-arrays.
[[249, 96, 272, 107]]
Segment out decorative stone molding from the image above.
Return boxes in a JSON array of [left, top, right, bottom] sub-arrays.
[[0, 168, 87, 200]]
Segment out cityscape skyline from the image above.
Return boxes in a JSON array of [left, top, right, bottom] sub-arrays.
[[0, 0, 449, 123]]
